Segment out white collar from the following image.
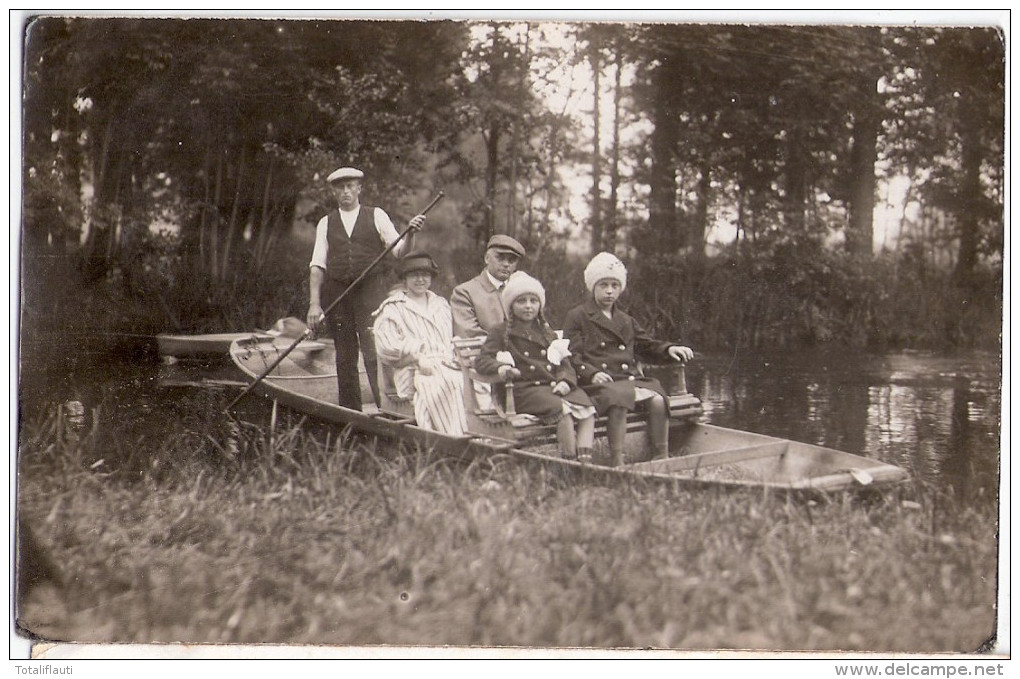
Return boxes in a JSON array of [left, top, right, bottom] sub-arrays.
[[485, 271, 506, 290]]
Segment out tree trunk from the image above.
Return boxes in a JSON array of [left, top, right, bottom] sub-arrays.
[[507, 118, 519, 239], [253, 155, 275, 268], [691, 162, 711, 261], [646, 58, 680, 256], [220, 146, 247, 282], [484, 123, 500, 244], [606, 47, 623, 253], [954, 116, 982, 288], [783, 126, 807, 234], [198, 149, 211, 266], [590, 45, 603, 254], [735, 186, 745, 248], [93, 114, 115, 206], [209, 151, 224, 277], [847, 74, 879, 258], [539, 118, 563, 248]]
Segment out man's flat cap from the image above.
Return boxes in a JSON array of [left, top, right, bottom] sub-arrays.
[[486, 234, 526, 258], [327, 167, 365, 183]]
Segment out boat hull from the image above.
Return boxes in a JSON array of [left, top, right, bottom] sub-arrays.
[[228, 338, 909, 494], [158, 332, 276, 359]]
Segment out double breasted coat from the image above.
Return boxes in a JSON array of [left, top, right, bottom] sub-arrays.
[[562, 299, 675, 413], [475, 320, 594, 422]]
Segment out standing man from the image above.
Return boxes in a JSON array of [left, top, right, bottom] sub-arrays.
[[450, 234, 526, 338], [307, 166, 425, 411]]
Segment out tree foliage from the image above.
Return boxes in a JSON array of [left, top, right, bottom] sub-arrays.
[[19, 17, 1003, 350], [443, 22, 577, 254], [883, 27, 1005, 287], [22, 17, 469, 327]]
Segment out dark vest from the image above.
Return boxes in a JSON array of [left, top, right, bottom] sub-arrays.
[[324, 205, 386, 286]]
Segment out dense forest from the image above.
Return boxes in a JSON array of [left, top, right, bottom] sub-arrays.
[[19, 17, 1004, 354]]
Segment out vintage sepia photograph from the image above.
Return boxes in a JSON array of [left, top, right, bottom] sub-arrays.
[[12, 10, 1006, 660]]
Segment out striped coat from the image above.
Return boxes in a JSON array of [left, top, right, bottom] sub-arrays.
[[372, 290, 468, 436]]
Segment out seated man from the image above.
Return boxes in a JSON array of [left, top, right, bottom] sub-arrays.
[[450, 234, 526, 410], [451, 234, 526, 337]]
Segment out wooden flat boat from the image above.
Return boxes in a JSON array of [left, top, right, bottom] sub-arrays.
[[228, 335, 909, 495], [158, 331, 325, 360], [158, 332, 276, 359]]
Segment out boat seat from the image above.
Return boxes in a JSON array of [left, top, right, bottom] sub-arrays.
[[378, 362, 415, 420], [451, 336, 521, 420]]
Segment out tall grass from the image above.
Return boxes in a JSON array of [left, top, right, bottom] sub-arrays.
[[17, 404, 998, 652]]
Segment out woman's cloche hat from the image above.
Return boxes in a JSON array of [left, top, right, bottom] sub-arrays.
[[399, 250, 440, 277]]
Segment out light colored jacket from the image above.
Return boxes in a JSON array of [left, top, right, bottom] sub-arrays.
[[450, 271, 507, 338]]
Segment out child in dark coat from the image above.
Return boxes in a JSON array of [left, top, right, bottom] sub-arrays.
[[476, 271, 597, 461], [563, 252, 694, 466]]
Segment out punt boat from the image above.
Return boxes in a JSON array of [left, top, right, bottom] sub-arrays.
[[157, 332, 276, 360], [158, 326, 326, 362], [228, 335, 909, 495]]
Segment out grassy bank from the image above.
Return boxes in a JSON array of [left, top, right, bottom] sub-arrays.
[[16, 405, 998, 653]]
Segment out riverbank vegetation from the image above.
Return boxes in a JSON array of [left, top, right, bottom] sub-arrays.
[[17, 402, 998, 651]]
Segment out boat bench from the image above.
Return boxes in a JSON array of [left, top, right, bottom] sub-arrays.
[[450, 336, 703, 445], [379, 363, 416, 419]]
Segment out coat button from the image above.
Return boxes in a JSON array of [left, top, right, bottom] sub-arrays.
[[539, 349, 546, 356], [530, 365, 536, 370], [523, 351, 529, 357], [600, 341, 606, 347], [628, 375, 636, 381], [534, 381, 541, 386], [621, 363, 629, 370], [549, 381, 557, 388], [619, 344, 626, 351], [547, 365, 554, 372], [601, 363, 608, 369]]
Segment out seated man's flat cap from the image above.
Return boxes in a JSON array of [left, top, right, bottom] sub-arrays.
[[486, 234, 526, 258]]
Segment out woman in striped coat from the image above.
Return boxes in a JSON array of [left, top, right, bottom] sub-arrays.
[[372, 251, 468, 436]]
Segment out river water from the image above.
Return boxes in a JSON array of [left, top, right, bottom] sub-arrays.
[[686, 349, 1002, 507], [17, 345, 1003, 507]]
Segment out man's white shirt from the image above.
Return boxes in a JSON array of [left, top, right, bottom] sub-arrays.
[[309, 205, 405, 270]]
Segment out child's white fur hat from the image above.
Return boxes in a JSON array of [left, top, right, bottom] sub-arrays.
[[501, 271, 546, 309], [584, 252, 627, 292]]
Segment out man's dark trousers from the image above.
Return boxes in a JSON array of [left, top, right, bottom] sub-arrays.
[[329, 274, 383, 411]]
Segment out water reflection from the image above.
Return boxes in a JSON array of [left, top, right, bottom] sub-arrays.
[[687, 350, 1001, 505]]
